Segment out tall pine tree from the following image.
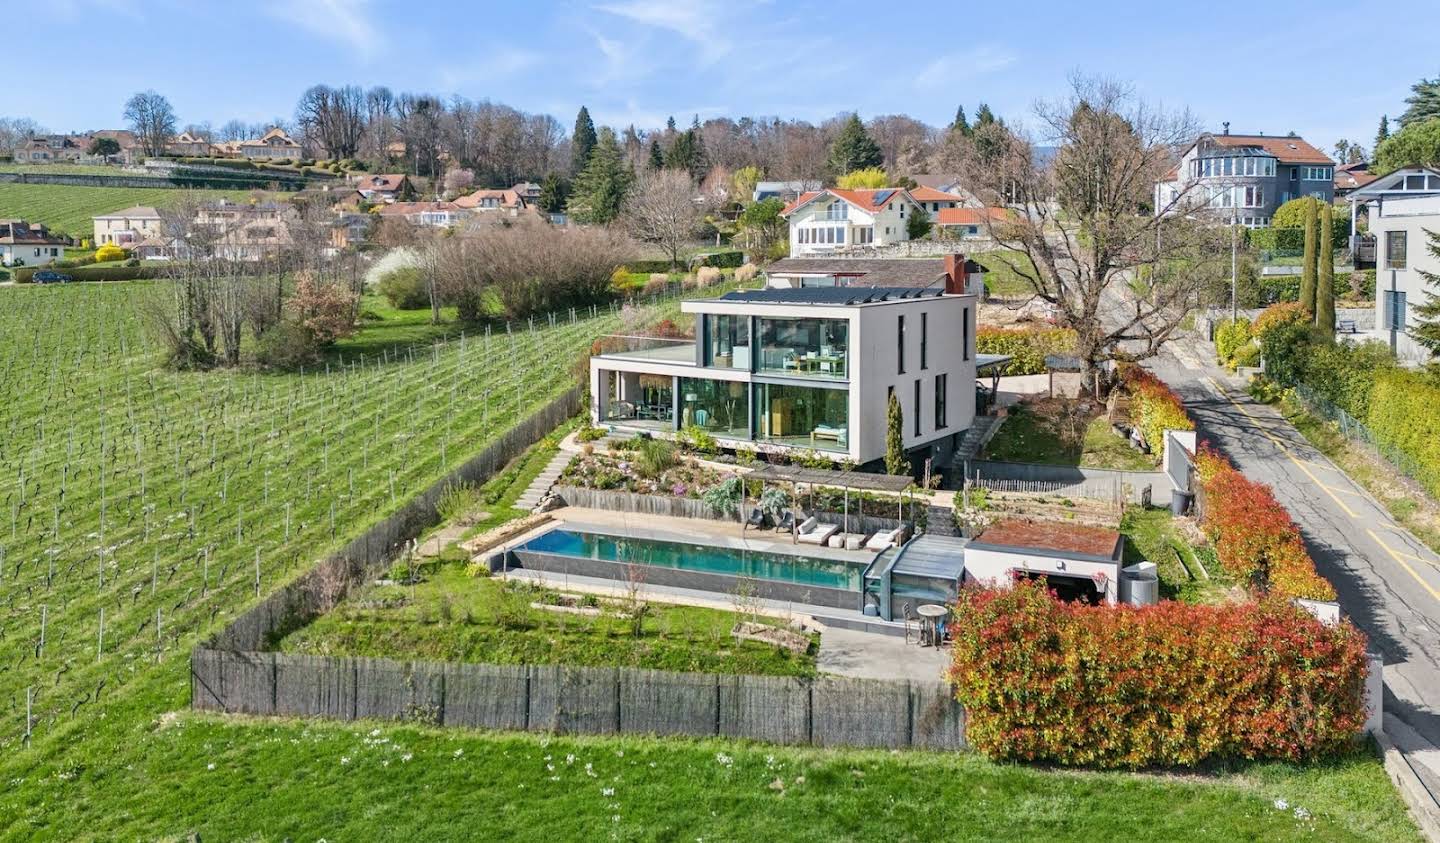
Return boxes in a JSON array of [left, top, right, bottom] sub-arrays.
[[1299, 197, 1319, 316], [1408, 228, 1440, 354], [1376, 115, 1390, 154], [567, 127, 631, 224], [647, 138, 664, 169], [571, 106, 597, 176], [1317, 207, 1336, 334], [828, 114, 883, 178], [951, 105, 971, 137]]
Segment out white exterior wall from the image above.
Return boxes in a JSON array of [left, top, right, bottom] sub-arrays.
[[0, 243, 64, 266], [1370, 193, 1440, 362], [786, 194, 921, 256], [964, 546, 1119, 603], [93, 214, 163, 245]]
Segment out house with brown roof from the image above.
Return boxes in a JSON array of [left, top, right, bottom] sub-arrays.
[[454, 188, 528, 215], [1154, 127, 1335, 228], [780, 188, 924, 256], [0, 220, 66, 266], [1334, 161, 1378, 197], [238, 128, 302, 161], [377, 201, 469, 227], [933, 207, 1012, 239], [763, 254, 985, 295], [355, 173, 412, 203]]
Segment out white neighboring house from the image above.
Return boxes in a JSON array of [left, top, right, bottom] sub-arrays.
[[93, 205, 164, 246], [589, 281, 978, 469], [1348, 166, 1440, 362], [378, 201, 469, 228], [781, 188, 923, 256], [0, 220, 65, 266]]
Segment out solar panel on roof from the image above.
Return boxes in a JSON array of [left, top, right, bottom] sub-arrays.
[[872, 189, 895, 206], [717, 286, 942, 306]]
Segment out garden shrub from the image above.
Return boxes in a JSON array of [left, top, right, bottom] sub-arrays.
[[635, 438, 677, 478], [675, 424, 718, 455], [1367, 369, 1440, 498], [974, 327, 1077, 375], [1213, 317, 1252, 368], [695, 266, 722, 287], [948, 581, 1369, 768], [698, 250, 743, 268], [1119, 366, 1193, 451], [1194, 447, 1335, 600], [93, 243, 127, 263], [626, 259, 681, 274], [734, 263, 760, 283], [376, 266, 429, 310], [255, 320, 320, 369], [1254, 302, 1317, 385]]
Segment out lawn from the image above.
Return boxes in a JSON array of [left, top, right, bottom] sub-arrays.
[[975, 249, 1040, 297], [1120, 506, 1235, 603], [984, 400, 1157, 471], [5, 707, 1417, 841], [280, 566, 819, 676], [0, 182, 254, 237]]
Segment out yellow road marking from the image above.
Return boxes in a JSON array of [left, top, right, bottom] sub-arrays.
[[1321, 483, 1370, 499], [1206, 378, 1359, 518], [1368, 529, 1440, 601]]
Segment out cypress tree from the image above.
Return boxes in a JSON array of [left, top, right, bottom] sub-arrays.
[[1317, 206, 1336, 334], [571, 106, 597, 176], [1299, 197, 1318, 316], [885, 393, 907, 476]]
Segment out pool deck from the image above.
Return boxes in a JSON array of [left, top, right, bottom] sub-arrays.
[[546, 506, 882, 565]]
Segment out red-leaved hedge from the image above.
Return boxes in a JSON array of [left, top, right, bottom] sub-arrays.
[[1195, 446, 1336, 601], [947, 581, 1369, 768]]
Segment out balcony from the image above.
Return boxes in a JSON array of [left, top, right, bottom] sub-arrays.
[[593, 335, 696, 366]]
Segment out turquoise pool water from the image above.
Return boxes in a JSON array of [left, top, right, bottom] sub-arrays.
[[518, 529, 863, 591]]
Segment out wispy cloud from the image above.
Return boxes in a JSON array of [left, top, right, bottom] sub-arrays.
[[594, 0, 734, 64], [264, 0, 379, 57], [915, 46, 1018, 89], [438, 47, 543, 88]]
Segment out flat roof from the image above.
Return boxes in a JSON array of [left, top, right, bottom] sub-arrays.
[[890, 534, 967, 580], [715, 286, 948, 306], [970, 518, 1123, 562], [975, 353, 1012, 373]]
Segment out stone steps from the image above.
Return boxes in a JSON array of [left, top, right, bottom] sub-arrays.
[[513, 451, 573, 511]]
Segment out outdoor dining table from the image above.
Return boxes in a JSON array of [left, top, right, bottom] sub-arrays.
[[916, 603, 948, 647]]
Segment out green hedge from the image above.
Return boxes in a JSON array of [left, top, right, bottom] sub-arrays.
[[1366, 370, 1440, 497], [15, 264, 167, 283], [625, 259, 684, 273], [697, 251, 744, 268], [975, 327, 1077, 375]]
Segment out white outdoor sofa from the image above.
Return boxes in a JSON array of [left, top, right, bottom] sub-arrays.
[[795, 516, 840, 546]]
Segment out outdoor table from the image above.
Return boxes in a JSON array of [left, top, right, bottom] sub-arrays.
[[917, 604, 948, 647]]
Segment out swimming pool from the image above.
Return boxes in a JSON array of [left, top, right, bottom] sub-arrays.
[[516, 528, 864, 591]]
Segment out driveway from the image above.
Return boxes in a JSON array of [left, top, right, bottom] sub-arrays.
[[1150, 342, 1440, 798]]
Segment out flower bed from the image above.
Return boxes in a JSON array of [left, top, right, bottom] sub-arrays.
[[1119, 365, 1193, 451], [560, 449, 727, 498], [1194, 447, 1335, 601], [948, 581, 1368, 768]]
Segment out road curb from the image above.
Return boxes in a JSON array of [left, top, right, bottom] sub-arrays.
[[1378, 728, 1440, 843]]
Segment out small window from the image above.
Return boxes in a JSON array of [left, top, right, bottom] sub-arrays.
[[913, 379, 921, 437], [1386, 231, 1408, 269], [934, 373, 947, 429], [897, 315, 905, 374], [1386, 289, 1408, 331]]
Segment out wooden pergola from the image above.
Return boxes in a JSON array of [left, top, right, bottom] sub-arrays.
[[745, 464, 917, 540]]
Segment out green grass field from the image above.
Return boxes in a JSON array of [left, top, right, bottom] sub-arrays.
[[976, 249, 1040, 297], [983, 401, 1156, 471], [0, 279, 1418, 839], [0, 183, 255, 237], [0, 163, 126, 176]]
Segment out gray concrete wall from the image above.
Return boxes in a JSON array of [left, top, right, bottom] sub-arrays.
[[556, 485, 908, 534], [191, 649, 965, 750], [966, 459, 1171, 504]]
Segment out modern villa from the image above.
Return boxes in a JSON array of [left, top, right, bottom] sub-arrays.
[[589, 282, 979, 471], [1348, 166, 1440, 362]]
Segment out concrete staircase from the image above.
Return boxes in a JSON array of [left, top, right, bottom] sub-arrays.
[[514, 451, 573, 512], [954, 414, 1004, 466]]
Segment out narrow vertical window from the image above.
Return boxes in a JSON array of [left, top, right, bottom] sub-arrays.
[[920, 312, 928, 370], [962, 307, 971, 361], [935, 374, 947, 429], [897, 314, 905, 374], [913, 379, 921, 437]]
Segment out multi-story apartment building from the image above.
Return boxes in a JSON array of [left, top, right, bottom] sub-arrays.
[[1348, 166, 1440, 362], [1154, 127, 1335, 227], [589, 280, 978, 470]]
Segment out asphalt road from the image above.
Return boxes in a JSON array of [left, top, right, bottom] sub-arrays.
[[1151, 343, 1440, 794]]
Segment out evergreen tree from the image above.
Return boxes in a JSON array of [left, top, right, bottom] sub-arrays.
[[885, 393, 907, 476], [571, 106, 597, 176], [1376, 115, 1390, 153], [567, 127, 631, 224], [827, 114, 883, 177], [975, 103, 997, 127], [906, 207, 933, 240], [647, 138, 664, 170], [665, 115, 677, 135], [1317, 208, 1336, 334], [1299, 197, 1318, 315], [951, 105, 971, 137], [1400, 77, 1440, 127], [538, 172, 568, 214], [1410, 228, 1440, 354]]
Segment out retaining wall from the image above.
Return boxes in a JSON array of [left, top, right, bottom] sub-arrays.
[[0, 170, 305, 191], [509, 548, 862, 610], [191, 650, 965, 750], [966, 459, 1171, 504]]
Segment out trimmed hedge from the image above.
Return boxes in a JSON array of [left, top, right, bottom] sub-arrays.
[[948, 581, 1369, 768], [1119, 366, 1193, 451], [626, 259, 684, 273], [1367, 369, 1440, 498], [974, 327, 1076, 375], [697, 250, 744, 268], [15, 264, 167, 283], [1195, 446, 1336, 600]]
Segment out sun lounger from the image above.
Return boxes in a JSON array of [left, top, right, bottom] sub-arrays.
[[865, 529, 899, 551], [797, 520, 840, 546]]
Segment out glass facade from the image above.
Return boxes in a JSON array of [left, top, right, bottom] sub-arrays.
[[678, 377, 750, 439], [756, 383, 848, 452], [757, 317, 848, 378], [703, 313, 750, 369]]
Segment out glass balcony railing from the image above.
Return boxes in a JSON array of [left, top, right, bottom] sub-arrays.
[[593, 335, 696, 365]]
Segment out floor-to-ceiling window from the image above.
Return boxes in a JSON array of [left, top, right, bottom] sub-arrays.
[[678, 378, 749, 439], [756, 383, 849, 452], [703, 314, 751, 369], [756, 318, 848, 378]]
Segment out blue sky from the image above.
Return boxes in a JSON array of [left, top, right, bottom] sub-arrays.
[[16, 0, 1433, 155]]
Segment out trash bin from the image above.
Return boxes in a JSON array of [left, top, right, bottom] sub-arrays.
[[1121, 562, 1159, 606], [1170, 490, 1194, 516]]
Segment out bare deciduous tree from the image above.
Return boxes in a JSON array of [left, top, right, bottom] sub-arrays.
[[622, 169, 705, 268], [963, 75, 1226, 381], [123, 90, 178, 157], [294, 84, 367, 159]]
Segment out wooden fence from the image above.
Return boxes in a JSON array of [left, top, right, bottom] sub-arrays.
[[191, 650, 965, 751]]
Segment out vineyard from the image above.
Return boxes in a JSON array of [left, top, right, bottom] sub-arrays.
[[0, 183, 253, 237], [0, 280, 689, 759]]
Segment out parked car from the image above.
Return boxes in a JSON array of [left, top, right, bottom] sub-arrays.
[[32, 271, 72, 284]]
